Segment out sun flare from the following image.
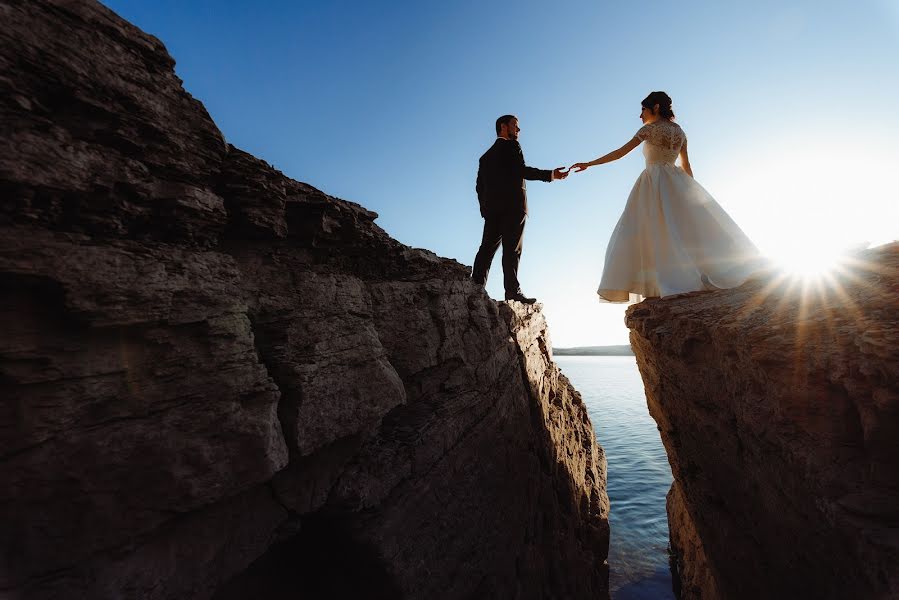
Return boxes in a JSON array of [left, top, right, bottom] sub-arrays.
[[773, 245, 844, 279], [705, 134, 898, 284]]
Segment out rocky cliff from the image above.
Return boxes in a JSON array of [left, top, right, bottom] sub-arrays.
[[627, 245, 899, 600], [0, 1, 609, 598]]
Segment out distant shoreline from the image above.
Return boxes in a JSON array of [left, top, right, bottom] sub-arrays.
[[553, 345, 634, 356]]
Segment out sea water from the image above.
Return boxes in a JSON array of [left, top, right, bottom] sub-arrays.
[[555, 355, 675, 600]]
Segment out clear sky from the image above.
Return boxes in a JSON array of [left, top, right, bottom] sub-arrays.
[[102, 0, 899, 346]]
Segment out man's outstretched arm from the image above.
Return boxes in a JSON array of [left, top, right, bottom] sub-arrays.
[[512, 142, 567, 181]]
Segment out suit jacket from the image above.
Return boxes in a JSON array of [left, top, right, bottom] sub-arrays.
[[476, 138, 552, 217]]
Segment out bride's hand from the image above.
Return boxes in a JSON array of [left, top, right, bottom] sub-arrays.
[[570, 162, 590, 173]]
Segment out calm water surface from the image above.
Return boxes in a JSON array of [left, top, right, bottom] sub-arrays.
[[555, 355, 675, 600]]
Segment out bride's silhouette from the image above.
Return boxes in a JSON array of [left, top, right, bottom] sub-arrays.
[[571, 91, 760, 302]]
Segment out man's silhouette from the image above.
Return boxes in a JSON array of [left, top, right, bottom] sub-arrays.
[[472, 115, 568, 303]]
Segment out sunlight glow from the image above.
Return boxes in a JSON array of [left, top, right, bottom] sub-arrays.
[[705, 132, 898, 285], [734, 243, 890, 348], [774, 244, 845, 279]]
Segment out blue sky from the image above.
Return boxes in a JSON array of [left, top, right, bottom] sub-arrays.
[[102, 0, 899, 346]]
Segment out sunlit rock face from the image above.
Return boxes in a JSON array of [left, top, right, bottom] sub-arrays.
[[627, 245, 899, 600], [0, 1, 609, 598]]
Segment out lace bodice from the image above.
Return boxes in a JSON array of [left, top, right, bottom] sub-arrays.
[[635, 120, 686, 166]]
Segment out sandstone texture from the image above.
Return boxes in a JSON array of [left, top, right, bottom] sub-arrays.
[[627, 245, 899, 600], [0, 1, 609, 598], [666, 481, 719, 600]]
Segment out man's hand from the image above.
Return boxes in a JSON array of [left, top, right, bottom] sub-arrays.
[[552, 167, 570, 181]]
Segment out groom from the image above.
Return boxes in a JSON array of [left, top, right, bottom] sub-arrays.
[[471, 115, 568, 304]]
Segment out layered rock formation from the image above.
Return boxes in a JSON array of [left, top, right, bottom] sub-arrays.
[[627, 246, 899, 600], [0, 1, 609, 598]]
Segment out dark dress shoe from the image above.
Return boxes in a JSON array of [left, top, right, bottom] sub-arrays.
[[504, 291, 537, 304]]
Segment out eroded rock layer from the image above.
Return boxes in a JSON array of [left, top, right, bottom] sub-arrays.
[[0, 1, 609, 598], [627, 245, 899, 600]]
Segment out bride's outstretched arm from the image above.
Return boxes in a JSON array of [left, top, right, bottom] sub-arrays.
[[679, 140, 693, 177], [570, 137, 642, 172]]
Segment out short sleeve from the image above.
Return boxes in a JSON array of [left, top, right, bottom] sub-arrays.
[[634, 124, 651, 141]]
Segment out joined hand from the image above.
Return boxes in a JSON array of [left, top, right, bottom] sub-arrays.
[[553, 167, 570, 180]]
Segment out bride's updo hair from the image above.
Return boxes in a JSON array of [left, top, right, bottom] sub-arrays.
[[642, 91, 675, 120]]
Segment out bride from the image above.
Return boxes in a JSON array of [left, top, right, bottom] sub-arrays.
[[571, 91, 761, 302]]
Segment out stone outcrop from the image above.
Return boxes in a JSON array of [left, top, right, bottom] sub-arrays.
[[0, 1, 609, 598], [627, 245, 899, 600]]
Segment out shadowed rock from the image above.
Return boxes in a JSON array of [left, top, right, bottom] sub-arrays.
[[0, 1, 609, 598]]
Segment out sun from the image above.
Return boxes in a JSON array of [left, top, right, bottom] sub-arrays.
[[702, 130, 898, 284], [773, 245, 844, 279]]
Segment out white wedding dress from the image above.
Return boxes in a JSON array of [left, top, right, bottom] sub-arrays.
[[597, 120, 761, 302]]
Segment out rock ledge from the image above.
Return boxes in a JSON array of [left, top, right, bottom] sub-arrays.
[[627, 245, 899, 600]]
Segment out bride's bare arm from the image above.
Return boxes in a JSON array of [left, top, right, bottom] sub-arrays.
[[570, 137, 642, 172], [679, 140, 693, 177]]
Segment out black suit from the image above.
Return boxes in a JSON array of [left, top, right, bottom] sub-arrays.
[[472, 138, 552, 295]]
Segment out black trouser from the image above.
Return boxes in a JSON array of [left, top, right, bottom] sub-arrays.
[[471, 210, 527, 295]]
